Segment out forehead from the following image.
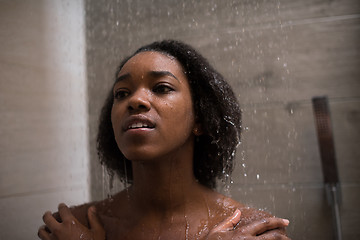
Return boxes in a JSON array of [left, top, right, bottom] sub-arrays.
[[118, 51, 184, 76]]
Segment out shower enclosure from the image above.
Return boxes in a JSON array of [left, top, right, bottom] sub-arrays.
[[1, 0, 359, 239]]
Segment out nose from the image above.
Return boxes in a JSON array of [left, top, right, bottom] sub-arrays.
[[127, 88, 151, 112]]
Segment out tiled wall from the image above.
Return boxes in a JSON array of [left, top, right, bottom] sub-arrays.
[[4, 1, 358, 239], [0, 1, 89, 239], [85, 0, 360, 239]]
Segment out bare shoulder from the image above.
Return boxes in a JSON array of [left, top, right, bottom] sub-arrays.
[[237, 206, 287, 235], [207, 190, 285, 230], [202, 189, 245, 222], [67, 202, 94, 227], [64, 193, 122, 227], [237, 206, 274, 225], [51, 202, 95, 227], [207, 190, 279, 221]]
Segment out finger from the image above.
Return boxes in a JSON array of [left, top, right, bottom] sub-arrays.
[[52, 211, 62, 223], [38, 224, 52, 233], [257, 229, 290, 240], [42, 211, 60, 231], [87, 206, 104, 231], [211, 209, 242, 233], [88, 206, 106, 239], [58, 203, 73, 222], [38, 225, 52, 240], [240, 218, 289, 236]]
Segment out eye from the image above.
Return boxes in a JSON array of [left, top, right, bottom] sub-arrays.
[[114, 89, 130, 100], [153, 84, 174, 94]]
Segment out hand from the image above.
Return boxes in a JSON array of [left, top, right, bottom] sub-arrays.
[[38, 203, 105, 240], [206, 209, 291, 240]]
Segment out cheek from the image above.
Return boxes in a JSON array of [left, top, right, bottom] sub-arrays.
[[168, 96, 195, 130]]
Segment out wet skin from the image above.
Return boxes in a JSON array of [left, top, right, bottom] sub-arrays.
[[111, 51, 197, 163], [39, 51, 290, 240]]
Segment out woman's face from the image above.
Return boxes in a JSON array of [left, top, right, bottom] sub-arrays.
[[111, 51, 196, 162]]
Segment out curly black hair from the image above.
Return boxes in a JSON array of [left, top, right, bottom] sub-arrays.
[[97, 40, 241, 189]]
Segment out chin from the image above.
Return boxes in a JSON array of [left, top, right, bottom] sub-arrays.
[[122, 149, 159, 163]]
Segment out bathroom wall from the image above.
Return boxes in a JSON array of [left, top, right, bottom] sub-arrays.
[[85, 0, 360, 239], [0, 1, 89, 239]]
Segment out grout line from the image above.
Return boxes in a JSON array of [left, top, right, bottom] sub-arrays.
[[226, 14, 360, 34], [230, 182, 360, 190], [240, 96, 360, 110], [281, 14, 360, 27], [152, 14, 360, 42], [0, 185, 86, 199]]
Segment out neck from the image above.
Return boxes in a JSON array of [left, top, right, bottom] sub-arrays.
[[127, 141, 203, 213]]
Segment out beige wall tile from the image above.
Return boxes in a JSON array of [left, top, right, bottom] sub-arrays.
[[84, 0, 360, 238], [0, 0, 89, 239]]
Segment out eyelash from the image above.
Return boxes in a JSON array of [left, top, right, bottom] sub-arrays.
[[153, 84, 174, 94], [113, 84, 174, 100], [113, 90, 129, 100]]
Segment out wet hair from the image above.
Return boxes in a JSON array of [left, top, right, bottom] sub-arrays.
[[97, 40, 241, 189]]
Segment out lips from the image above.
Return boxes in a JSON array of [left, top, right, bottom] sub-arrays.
[[128, 122, 152, 129], [122, 115, 155, 131]]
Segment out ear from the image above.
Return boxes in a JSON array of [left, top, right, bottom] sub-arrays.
[[193, 123, 203, 136]]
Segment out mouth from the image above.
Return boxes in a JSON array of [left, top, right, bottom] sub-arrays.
[[127, 122, 155, 130], [123, 115, 155, 131]]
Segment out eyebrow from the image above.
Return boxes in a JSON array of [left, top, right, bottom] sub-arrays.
[[149, 70, 179, 82], [114, 71, 179, 85], [114, 73, 131, 84]]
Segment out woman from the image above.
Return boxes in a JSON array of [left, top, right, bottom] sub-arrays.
[[38, 40, 290, 240]]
